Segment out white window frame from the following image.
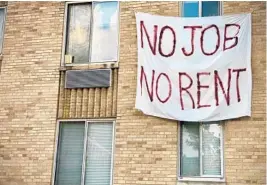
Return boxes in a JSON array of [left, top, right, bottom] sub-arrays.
[[178, 122, 225, 182], [61, 1, 120, 66], [180, 1, 223, 17], [51, 119, 116, 185], [0, 7, 7, 54]]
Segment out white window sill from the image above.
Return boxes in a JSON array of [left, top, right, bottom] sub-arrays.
[[65, 63, 89, 66], [64, 61, 117, 67], [178, 177, 225, 183]]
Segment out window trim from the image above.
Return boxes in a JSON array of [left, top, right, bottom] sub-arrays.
[[51, 119, 116, 185], [180, 1, 223, 17], [81, 121, 88, 185], [177, 122, 225, 182], [61, 1, 120, 67], [0, 7, 7, 54]]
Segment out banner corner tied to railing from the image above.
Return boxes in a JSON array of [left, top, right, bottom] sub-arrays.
[[135, 12, 252, 122]]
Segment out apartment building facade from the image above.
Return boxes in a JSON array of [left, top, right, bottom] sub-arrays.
[[0, 1, 265, 185]]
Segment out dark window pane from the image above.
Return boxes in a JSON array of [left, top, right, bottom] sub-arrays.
[[182, 1, 199, 17], [202, 1, 220, 17], [66, 3, 91, 63], [181, 122, 200, 176]]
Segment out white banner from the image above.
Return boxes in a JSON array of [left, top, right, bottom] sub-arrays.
[[135, 12, 251, 122]]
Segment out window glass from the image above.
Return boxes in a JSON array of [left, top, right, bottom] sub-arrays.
[[180, 122, 222, 177], [202, 1, 220, 17], [91, 1, 118, 62], [85, 123, 113, 185], [182, 1, 199, 17], [0, 8, 5, 52], [55, 121, 114, 185], [202, 123, 222, 175], [55, 122, 85, 185], [181, 123, 200, 176], [66, 3, 91, 63]]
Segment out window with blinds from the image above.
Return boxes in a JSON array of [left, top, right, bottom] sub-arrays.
[[180, 122, 223, 178], [54, 121, 114, 185]]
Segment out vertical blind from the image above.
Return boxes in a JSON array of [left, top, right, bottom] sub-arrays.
[[55, 122, 85, 185], [55, 121, 114, 185], [85, 123, 113, 185], [91, 1, 118, 62]]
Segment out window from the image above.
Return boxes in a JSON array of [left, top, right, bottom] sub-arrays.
[[0, 7, 6, 53], [54, 121, 114, 185], [64, 2, 119, 64], [179, 122, 223, 179], [180, 1, 223, 181], [182, 1, 221, 17]]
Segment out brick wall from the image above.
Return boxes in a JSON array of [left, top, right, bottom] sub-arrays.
[[223, 2, 266, 185], [115, 1, 266, 185], [0, 2, 265, 185], [0, 2, 64, 185], [115, 2, 179, 185]]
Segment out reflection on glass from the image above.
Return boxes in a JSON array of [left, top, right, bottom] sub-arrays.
[[91, 1, 118, 62], [66, 3, 91, 64], [202, 124, 221, 175], [0, 9, 5, 52], [55, 123, 85, 185], [182, 1, 199, 17], [202, 1, 220, 17], [181, 123, 200, 176]]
